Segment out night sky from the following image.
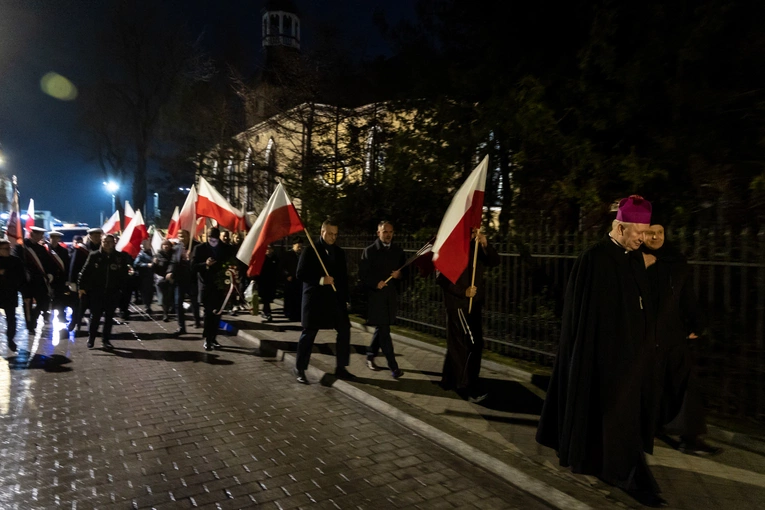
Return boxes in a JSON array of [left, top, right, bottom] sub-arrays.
[[0, 0, 415, 227]]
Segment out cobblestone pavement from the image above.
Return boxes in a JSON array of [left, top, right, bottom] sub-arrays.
[[229, 307, 765, 510], [0, 307, 550, 509]]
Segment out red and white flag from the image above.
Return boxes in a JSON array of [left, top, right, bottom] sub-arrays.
[[177, 186, 198, 237], [102, 210, 121, 235], [432, 155, 489, 284], [124, 201, 135, 229], [6, 181, 22, 245], [166, 206, 180, 239], [196, 176, 245, 232], [24, 198, 35, 233], [151, 229, 164, 255], [116, 209, 149, 258], [236, 183, 304, 277]]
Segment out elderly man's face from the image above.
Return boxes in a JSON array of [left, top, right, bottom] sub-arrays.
[[644, 225, 665, 251], [377, 223, 394, 244], [49, 235, 62, 247], [321, 225, 339, 245], [617, 222, 650, 251], [90, 232, 102, 245]]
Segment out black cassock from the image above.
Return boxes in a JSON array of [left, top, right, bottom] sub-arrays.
[[536, 235, 659, 492]]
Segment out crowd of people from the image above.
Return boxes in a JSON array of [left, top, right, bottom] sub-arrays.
[[0, 201, 720, 507]]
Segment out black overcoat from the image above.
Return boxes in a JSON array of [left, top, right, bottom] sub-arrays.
[[536, 235, 656, 484], [192, 242, 235, 308], [359, 239, 406, 325], [297, 238, 349, 330], [256, 252, 281, 302], [0, 254, 24, 307]]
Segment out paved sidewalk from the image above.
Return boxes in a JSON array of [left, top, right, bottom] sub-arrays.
[[0, 307, 552, 509], [229, 308, 765, 510]]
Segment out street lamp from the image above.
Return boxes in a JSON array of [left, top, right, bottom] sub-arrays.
[[103, 181, 119, 213]]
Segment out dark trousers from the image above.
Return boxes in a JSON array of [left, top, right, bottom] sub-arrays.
[[284, 279, 301, 320], [2, 302, 17, 342], [296, 306, 351, 371], [367, 325, 398, 371], [155, 279, 174, 316], [202, 289, 225, 345], [175, 282, 200, 329], [139, 276, 154, 311], [89, 292, 119, 343], [441, 304, 484, 392], [24, 281, 50, 329], [262, 300, 272, 316], [70, 293, 90, 330]]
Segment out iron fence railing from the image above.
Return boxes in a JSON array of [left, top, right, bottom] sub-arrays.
[[335, 229, 765, 422]]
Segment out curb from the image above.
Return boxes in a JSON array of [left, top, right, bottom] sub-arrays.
[[233, 325, 592, 510], [706, 425, 765, 456]]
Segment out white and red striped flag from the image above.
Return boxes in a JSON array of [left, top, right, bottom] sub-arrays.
[[177, 186, 198, 237], [116, 209, 149, 258], [124, 201, 135, 228], [236, 183, 304, 277], [431, 155, 489, 284], [196, 176, 245, 233], [102, 210, 121, 234], [24, 198, 35, 233], [166, 206, 180, 239]]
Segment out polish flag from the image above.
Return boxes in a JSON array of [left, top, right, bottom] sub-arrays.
[[195, 217, 206, 237], [432, 155, 489, 283], [151, 229, 164, 255], [124, 201, 135, 229], [116, 209, 149, 258], [24, 199, 35, 233], [166, 206, 180, 239], [237, 183, 304, 277], [6, 183, 22, 244], [196, 176, 245, 232], [102, 210, 121, 234], [177, 186, 198, 237]]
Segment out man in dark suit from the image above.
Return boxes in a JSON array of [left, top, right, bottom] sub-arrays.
[[67, 235, 92, 332], [166, 229, 201, 335], [359, 221, 405, 378], [46, 231, 71, 318], [281, 239, 303, 321], [192, 228, 235, 351], [0, 238, 25, 351], [14, 226, 55, 331], [294, 220, 353, 384]]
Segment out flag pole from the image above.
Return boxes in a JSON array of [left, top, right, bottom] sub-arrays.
[[303, 228, 337, 292], [468, 228, 480, 314]]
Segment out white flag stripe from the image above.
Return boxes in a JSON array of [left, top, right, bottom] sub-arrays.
[[236, 183, 292, 265]]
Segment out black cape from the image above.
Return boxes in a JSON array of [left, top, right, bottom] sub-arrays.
[[536, 235, 657, 485]]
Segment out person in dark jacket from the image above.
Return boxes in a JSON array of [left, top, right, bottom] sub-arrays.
[[167, 229, 201, 335], [437, 229, 499, 400], [192, 228, 235, 351], [78, 234, 129, 350], [0, 238, 25, 351], [642, 224, 721, 457], [47, 231, 71, 318], [359, 221, 406, 378], [14, 226, 55, 331], [294, 220, 353, 384], [153, 239, 174, 322], [67, 235, 93, 332], [536, 196, 665, 508], [256, 245, 281, 321], [133, 239, 155, 315], [281, 239, 303, 321]]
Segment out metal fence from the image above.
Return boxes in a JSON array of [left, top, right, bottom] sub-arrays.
[[339, 229, 765, 422]]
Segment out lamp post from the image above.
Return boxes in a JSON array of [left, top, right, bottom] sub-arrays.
[[103, 181, 119, 213]]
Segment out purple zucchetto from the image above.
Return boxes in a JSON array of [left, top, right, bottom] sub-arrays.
[[616, 195, 652, 224]]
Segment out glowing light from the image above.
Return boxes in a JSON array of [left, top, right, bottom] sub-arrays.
[[40, 72, 78, 101], [103, 181, 119, 194]]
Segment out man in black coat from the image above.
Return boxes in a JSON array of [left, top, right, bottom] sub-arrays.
[[294, 220, 353, 384], [437, 229, 500, 400], [359, 221, 405, 378], [0, 238, 25, 351], [78, 234, 130, 350], [166, 229, 201, 335], [67, 234, 92, 332], [192, 228, 235, 351], [46, 231, 71, 318], [281, 239, 303, 322], [536, 196, 665, 508], [256, 245, 280, 321], [14, 226, 55, 331], [642, 224, 721, 457]]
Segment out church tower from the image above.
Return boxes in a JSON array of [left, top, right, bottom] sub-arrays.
[[262, 1, 301, 54]]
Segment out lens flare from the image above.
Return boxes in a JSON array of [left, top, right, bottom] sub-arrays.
[[40, 72, 78, 101]]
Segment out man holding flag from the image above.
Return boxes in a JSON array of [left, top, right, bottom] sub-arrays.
[[14, 226, 55, 331]]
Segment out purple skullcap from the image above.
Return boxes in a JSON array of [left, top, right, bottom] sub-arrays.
[[616, 195, 652, 224]]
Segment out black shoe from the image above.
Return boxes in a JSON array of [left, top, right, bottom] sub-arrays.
[[391, 368, 404, 379], [211, 340, 221, 349], [194, 321, 201, 329], [623, 488, 668, 508], [366, 359, 381, 371], [295, 368, 308, 384], [121, 312, 130, 320], [173, 328, 187, 337], [162, 315, 169, 322], [8, 340, 17, 353], [335, 367, 356, 380], [87, 339, 95, 349], [678, 439, 723, 456], [203, 342, 213, 351], [102, 340, 114, 350]]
